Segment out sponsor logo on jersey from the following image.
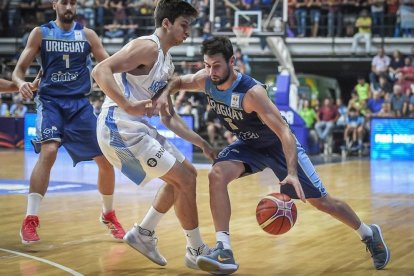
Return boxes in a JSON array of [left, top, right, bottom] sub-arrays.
[[45, 40, 86, 53], [231, 94, 240, 108], [149, 80, 167, 95], [238, 131, 260, 140], [208, 97, 243, 121], [51, 71, 79, 82], [74, 30, 82, 41]]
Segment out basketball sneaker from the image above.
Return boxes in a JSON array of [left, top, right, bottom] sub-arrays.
[[100, 210, 126, 240], [184, 243, 211, 270], [123, 224, 167, 266], [362, 224, 390, 270], [196, 241, 239, 275], [20, 215, 40, 244]]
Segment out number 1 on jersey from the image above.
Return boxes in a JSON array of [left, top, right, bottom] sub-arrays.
[[63, 54, 70, 68]]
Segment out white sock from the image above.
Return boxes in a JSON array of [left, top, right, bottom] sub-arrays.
[[356, 222, 373, 240], [139, 206, 164, 232], [216, 231, 231, 250], [101, 194, 114, 214], [184, 227, 204, 250], [26, 193, 43, 216]]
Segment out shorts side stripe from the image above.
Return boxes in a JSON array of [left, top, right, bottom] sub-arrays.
[[106, 107, 146, 185], [297, 145, 327, 197]]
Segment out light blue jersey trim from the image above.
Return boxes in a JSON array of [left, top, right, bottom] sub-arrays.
[[121, 73, 131, 99]]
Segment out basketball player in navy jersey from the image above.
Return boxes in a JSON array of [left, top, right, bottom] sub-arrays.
[[12, 0, 126, 244], [92, 0, 215, 269], [160, 36, 390, 274]]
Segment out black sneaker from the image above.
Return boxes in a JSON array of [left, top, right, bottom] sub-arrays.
[[362, 224, 390, 270], [196, 241, 239, 275]]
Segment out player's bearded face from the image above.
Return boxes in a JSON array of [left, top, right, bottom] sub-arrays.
[[211, 63, 231, 86], [60, 11, 75, 23], [55, 0, 77, 24]]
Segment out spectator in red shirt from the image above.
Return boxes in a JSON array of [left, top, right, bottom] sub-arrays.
[[314, 98, 339, 154]]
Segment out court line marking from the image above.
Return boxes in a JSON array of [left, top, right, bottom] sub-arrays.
[[0, 248, 83, 276]]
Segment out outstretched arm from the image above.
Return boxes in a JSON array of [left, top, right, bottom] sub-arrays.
[[160, 96, 216, 161], [243, 85, 306, 202], [154, 69, 209, 113], [0, 79, 19, 93]]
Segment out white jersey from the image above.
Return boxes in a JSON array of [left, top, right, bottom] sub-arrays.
[[102, 34, 175, 110], [97, 34, 184, 186]]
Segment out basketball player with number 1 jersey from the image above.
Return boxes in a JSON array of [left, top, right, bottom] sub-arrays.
[[12, 0, 125, 245], [161, 36, 390, 275]]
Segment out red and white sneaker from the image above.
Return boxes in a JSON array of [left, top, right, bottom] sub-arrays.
[[20, 215, 40, 245], [100, 210, 126, 240]]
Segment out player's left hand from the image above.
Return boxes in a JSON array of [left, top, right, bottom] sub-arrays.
[[153, 91, 171, 117], [201, 140, 216, 161], [280, 174, 306, 203]]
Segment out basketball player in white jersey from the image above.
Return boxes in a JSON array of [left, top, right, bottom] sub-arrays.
[[92, 0, 215, 270]]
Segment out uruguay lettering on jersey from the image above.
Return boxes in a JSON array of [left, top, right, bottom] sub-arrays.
[[45, 41, 86, 53], [38, 21, 93, 97], [205, 73, 280, 148], [208, 97, 244, 120]]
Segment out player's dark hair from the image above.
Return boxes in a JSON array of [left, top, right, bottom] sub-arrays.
[[154, 0, 198, 28], [201, 36, 234, 63]]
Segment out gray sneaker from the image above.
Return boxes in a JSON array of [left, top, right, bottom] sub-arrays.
[[196, 241, 239, 275], [123, 224, 167, 266], [184, 243, 210, 270], [362, 224, 390, 270]]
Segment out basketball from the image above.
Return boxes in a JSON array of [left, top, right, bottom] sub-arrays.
[[256, 193, 297, 235]]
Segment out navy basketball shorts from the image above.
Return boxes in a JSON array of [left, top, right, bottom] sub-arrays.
[[33, 95, 103, 165], [215, 139, 328, 199]]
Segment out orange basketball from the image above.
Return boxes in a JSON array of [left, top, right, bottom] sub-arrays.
[[256, 193, 297, 235]]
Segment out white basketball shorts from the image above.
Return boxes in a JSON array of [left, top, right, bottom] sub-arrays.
[[97, 106, 185, 185]]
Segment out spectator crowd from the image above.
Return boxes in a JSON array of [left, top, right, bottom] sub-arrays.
[[298, 45, 414, 155]]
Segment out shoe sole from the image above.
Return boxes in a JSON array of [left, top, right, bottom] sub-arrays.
[[372, 224, 390, 270], [99, 216, 124, 241], [123, 232, 167, 266], [19, 230, 39, 245], [197, 256, 239, 275]]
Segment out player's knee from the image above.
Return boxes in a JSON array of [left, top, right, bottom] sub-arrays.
[[173, 167, 197, 192], [95, 156, 114, 172], [39, 143, 58, 164], [310, 197, 342, 214], [208, 166, 227, 189]]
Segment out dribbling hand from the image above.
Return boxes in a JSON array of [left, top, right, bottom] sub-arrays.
[[280, 174, 306, 203]]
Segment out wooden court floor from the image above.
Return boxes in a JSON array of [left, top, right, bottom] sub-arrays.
[[0, 150, 413, 275]]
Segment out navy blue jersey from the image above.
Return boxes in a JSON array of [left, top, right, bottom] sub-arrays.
[[205, 72, 279, 148], [38, 21, 92, 97]]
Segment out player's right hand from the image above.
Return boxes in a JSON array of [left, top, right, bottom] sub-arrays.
[[19, 82, 34, 100], [124, 99, 153, 116], [280, 174, 306, 203]]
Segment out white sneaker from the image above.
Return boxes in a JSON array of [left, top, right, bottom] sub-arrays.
[[123, 224, 167, 266], [185, 243, 210, 270]]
